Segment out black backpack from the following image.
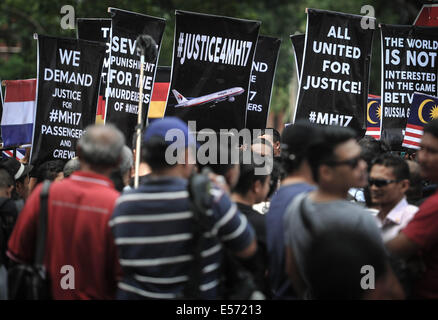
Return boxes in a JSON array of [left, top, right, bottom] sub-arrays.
[[185, 169, 264, 300], [8, 180, 51, 300]]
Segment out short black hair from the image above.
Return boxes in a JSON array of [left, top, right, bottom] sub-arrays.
[[307, 126, 356, 182], [35, 160, 65, 184], [142, 136, 174, 171], [233, 158, 269, 196], [371, 153, 410, 181], [358, 136, 390, 169], [259, 128, 281, 144], [423, 119, 438, 139], [281, 120, 324, 175]]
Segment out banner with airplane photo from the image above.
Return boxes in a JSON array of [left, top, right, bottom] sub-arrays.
[[293, 9, 375, 133], [31, 34, 106, 168], [77, 18, 111, 124], [164, 10, 260, 131], [380, 24, 438, 150], [105, 8, 165, 147], [245, 35, 281, 130]]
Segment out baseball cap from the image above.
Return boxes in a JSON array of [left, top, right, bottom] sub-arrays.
[[2, 158, 33, 181], [143, 117, 198, 149]]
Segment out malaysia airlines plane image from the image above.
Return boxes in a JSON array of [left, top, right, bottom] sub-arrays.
[[172, 87, 245, 108]]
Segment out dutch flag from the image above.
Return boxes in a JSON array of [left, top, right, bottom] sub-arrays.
[[1, 79, 36, 147]]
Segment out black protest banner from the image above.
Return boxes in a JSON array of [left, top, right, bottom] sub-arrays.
[[30, 34, 105, 167], [380, 24, 438, 149], [164, 10, 260, 131], [77, 18, 111, 123], [290, 34, 305, 82], [246, 35, 281, 130], [294, 9, 375, 132], [105, 8, 165, 147]]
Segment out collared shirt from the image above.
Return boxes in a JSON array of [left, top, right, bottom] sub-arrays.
[[8, 171, 121, 299], [374, 197, 418, 243]]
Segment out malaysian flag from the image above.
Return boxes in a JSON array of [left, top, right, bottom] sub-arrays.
[[402, 92, 438, 150], [1, 79, 36, 147], [365, 95, 381, 140]]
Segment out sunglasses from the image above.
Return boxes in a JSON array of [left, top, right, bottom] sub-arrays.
[[368, 178, 399, 187], [326, 156, 362, 169]]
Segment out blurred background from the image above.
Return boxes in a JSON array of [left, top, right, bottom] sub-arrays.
[[0, 0, 426, 130]]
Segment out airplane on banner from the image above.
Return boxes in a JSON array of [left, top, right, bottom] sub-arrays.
[[172, 87, 245, 108]]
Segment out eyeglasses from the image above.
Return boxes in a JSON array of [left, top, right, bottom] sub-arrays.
[[325, 156, 362, 169], [368, 178, 399, 188]]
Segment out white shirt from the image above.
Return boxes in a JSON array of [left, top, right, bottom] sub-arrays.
[[374, 197, 418, 243]]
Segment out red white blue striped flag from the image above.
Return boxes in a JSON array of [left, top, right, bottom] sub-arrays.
[[1, 79, 36, 147]]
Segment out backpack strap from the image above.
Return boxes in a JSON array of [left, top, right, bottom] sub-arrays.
[[35, 181, 51, 266]]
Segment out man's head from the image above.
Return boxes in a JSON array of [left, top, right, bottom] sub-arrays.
[[369, 154, 410, 208], [110, 145, 134, 192], [76, 124, 125, 175], [199, 139, 240, 190], [418, 119, 438, 182], [358, 136, 390, 170], [142, 117, 196, 179], [0, 167, 14, 198], [2, 158, 32, 200], [258, 128, 281, 156], [281, 120, 324, 177], [35, 160, 65, 184], [233, 159, 271, 205], [308, 126, 367, 193]]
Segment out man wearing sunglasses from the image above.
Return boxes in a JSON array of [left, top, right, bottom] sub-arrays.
[[284, 125, 403, 299], [387, 119, 438, 299], [369, 154, 418, 243]]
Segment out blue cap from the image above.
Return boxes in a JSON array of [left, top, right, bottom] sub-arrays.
[[143, 117, 197, 149]]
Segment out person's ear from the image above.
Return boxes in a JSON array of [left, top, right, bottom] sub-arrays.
[[253, 179, 262, 194], [319, 164, 333, 182], [7, 185, 14, 198], [400, 179, 410, 193]]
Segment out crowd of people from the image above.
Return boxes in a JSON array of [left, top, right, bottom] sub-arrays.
[[0, 117, 438, 300]]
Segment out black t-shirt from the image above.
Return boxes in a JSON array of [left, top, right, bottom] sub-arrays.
[[0, 197, 18, 266], [236, 202, 269, 296]]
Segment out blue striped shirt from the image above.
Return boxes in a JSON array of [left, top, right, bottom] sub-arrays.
[[110, 176, 255, 299]]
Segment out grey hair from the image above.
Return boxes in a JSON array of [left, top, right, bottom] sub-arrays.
[[119, 145, 133, 176], [63, 157, 81, 177], [77, 124, 125, 169]]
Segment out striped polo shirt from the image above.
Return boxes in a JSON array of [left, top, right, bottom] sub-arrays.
[[110, 176, 255, 299]]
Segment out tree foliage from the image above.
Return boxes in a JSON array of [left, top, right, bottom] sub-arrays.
[[0, 0, 422, 117]]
